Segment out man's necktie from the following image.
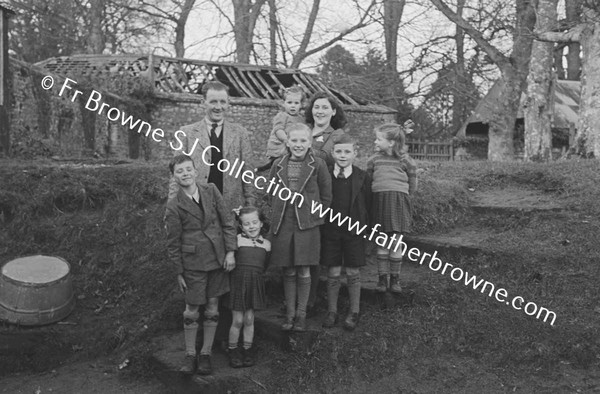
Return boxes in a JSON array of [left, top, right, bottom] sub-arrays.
[[210, 123, 218, 138], [338, 167, 345, 179]]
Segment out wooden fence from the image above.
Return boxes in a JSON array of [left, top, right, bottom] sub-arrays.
[[406, 140, 454, 161]]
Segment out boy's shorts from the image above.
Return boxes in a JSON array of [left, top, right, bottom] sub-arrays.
[[183, 268, 230, 306], [320, 227, 366, 268]]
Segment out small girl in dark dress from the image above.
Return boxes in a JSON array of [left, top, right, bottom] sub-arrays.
[[228, 207, 271, 368]]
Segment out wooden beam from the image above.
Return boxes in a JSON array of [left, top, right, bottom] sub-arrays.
[[235, 69, 260, 98], [220, 66, 250, 97], [267, 70, 286, 96], [247, 71, 277, 99], [254, 72, 279, 100]]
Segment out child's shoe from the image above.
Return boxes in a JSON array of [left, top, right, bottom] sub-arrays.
[[375, 275, 388, 292], [228, 347, 244, 368], [343, 313, 360, 331], [281, 317, 294, 331], [293, 315, 307, 332], [243, 345, 258, 367], [389, 275, 402, 293], [322, 312, 338, 328], [180, 354, 196, 374], [197, 354, 212, 375]]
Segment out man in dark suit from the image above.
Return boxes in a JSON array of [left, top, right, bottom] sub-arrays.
[[169, 81, 256, 212]]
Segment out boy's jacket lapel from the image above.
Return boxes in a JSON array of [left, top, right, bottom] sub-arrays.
[[177, 189, 204, 222]]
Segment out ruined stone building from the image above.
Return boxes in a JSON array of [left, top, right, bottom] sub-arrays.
[[8, 54, 395, 162]]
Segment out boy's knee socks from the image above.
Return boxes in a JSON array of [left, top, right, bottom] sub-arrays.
[[183, 310, 200, 356], [377, 255, 390, 275], [390, 257, 402, 275], [347, 273, 361, 314], [296, 275, 311, 317], [327, 275, 341, 313], [200, 312, 219, 356], [283, 273, 297, 319]]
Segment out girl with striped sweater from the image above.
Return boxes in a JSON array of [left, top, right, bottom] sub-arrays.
[[367, 122, 418, 293]]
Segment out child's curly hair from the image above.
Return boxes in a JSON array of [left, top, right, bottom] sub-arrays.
[[234, 206, 270, 235]]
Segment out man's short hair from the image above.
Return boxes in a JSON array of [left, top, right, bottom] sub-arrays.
[[169, 154, 195, 174], [201, 81, 229, 98], [332, 133, 357, 149]]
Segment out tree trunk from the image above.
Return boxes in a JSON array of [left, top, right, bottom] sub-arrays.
[[383, 0, 405, 73], [231, 0, 266, 64], [565, 0, 582, 80], [574, 11, 600, 157], [174, 0, 196, 58], [268, 0, 277, 66], [488, 73, 524, 161], [87, 1, 105, 54], [487, 0, 536, 161], [452, 0, 467, 135], [232, 0, 252, 63], [524, 0, 558, 161]]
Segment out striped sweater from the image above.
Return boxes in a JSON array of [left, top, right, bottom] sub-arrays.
[[366, 152, 418, 195]]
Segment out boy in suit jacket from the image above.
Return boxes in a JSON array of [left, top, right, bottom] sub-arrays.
[[169, 81, 256, 213], [320, 134, 371, 331], [164, 154, 237, 375]]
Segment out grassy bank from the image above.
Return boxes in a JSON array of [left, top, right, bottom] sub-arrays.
[[1, 158, 599, 392]]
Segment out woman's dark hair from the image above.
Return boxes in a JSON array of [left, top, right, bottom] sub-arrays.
[[235, 206, 270, 235], [305, 92, 347, 130]]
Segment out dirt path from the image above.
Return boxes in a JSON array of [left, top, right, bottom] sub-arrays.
[[0, 357, 164, 394]]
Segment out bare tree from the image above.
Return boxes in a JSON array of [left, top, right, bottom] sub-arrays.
[[126, 0, 198, 57], [523, 0, 558, 161], [431, 0, 537, 161], [383, 0, 405, 74], [289, 0, 377, 68], [536, 1, 600, 157]]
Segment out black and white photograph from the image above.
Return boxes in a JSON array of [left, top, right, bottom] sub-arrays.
[[1, 0, 599, 392]]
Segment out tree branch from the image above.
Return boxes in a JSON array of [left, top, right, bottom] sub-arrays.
[[291, 0, 321, 68], [429, 0, 510, 69], [535, 23, 585, 43], [291, 0, 377, 68]]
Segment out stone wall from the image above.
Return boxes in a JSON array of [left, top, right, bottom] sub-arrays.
[[8, 60, 396, 163], [151, 92, 396, 166], [8, 59, 143, 158]]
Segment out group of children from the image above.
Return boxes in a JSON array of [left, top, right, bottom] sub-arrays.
[[164, 87, 417, 376]]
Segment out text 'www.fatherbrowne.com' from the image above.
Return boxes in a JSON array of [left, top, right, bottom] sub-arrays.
[[310, 201, 557, 326]]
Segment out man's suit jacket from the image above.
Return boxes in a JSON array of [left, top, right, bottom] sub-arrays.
[[165, 183, 237, 274], [169, 119, 257, 212]]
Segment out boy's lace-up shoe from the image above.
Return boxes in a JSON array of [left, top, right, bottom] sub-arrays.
[[375, 275, 388, 292], [281, 317, 294, 331], [389, 275, 402, 293], [343, 313, 360, 331], [180, 354, 196, 374], [322, 312, 338, 328], [293, 315, 307, 332], [197, 354, 212, 375], [229, 348, 244, 368]]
